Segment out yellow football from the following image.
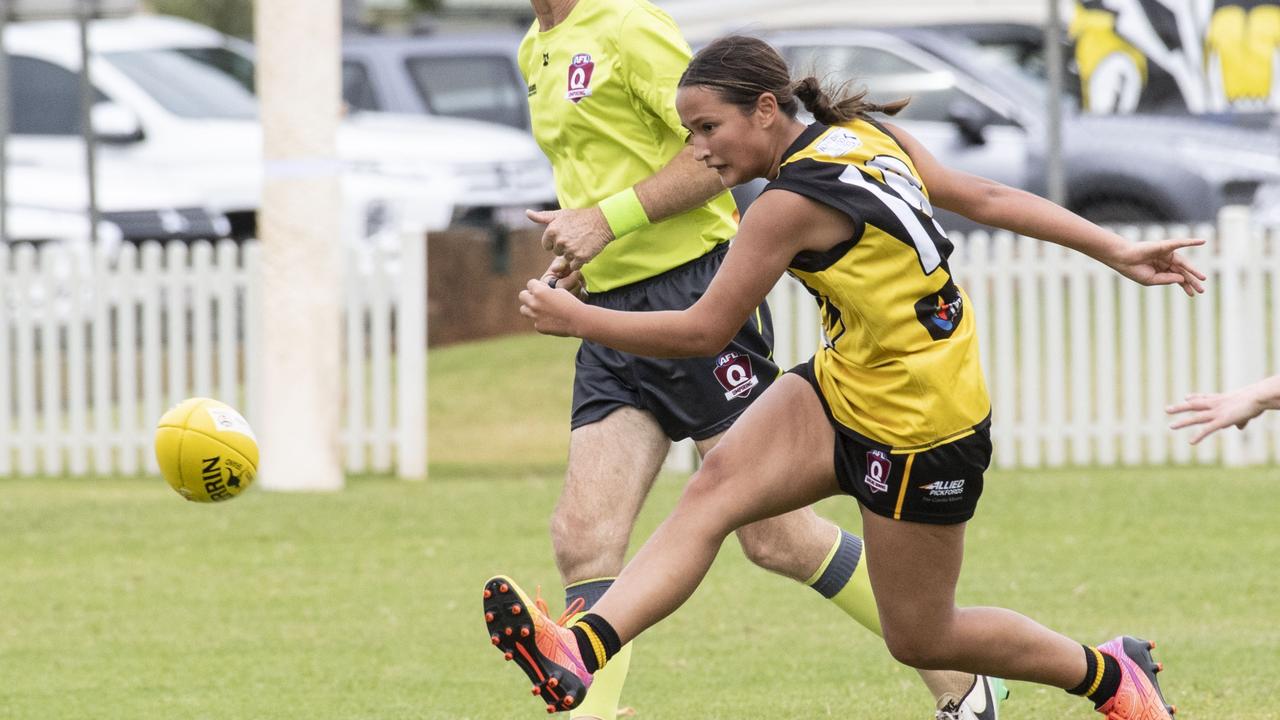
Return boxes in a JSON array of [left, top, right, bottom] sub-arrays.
[[154, 398, 259, 503]]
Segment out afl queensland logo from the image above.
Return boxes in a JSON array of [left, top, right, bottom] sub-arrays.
[[713, 352, 759, 400], [864, 450, 892, 494], [566, 53, 595, 103]]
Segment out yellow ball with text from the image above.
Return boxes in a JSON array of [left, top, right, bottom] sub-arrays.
[[154, 398, 258, 503]]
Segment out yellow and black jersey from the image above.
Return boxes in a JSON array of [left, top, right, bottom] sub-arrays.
[[766, 119, 991, 451]]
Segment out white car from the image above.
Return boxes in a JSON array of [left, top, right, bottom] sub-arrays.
[[2, 14, 556, 238], [5, 163, 229, 245], [5, 203, 122, 248]]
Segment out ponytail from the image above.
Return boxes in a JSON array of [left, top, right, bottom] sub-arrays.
[[680, 35, 911, 123], [792, 76, 910, 124]]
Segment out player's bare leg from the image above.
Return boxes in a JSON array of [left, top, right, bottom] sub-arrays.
[[698, 423, 1004, 717], [861, 510, 1173, 717], [588, 374, 842, 638], [489, 373, 1170, 717]]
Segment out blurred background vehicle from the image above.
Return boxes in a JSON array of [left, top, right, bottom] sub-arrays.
[[2, 14, 555, 240], [7, 164, 230, 245], [341, 30, 531, 132], [328, 19, 1280, 231], [920, 20, 1280, 125], [724, 27, 1280, 229], [4, 201, 122, 248]]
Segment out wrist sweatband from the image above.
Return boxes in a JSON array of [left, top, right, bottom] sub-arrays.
[[598, 187, 650, 239]]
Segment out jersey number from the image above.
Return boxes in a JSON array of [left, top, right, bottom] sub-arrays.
[[838, 156, 948, 275]]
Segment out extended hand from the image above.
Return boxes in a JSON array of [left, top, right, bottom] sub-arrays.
[[1110, 237, 1207, 296], [1167, 388, 1265, 444], [527, 207, 614, 270], [519, 278, 584, 337]]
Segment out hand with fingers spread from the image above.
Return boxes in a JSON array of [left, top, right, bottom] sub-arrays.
[[1107, 237, 1208, 297], [1167, 374, 1280, 444], [527, 207, 614, 270], [519, 277, 585, 337]]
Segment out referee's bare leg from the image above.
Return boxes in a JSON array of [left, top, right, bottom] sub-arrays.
[[551, 406, 670, 720]]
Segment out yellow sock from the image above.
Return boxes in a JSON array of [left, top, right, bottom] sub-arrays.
[[570, 639, 632, 720], [563, 578, 632, 720], [805, 529, 882, 636]]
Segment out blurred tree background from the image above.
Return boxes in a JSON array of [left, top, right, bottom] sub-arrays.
[[145, 0, 254, 37]]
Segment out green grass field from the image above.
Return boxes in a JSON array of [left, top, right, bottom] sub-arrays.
[[3, 334, 1279, 719]]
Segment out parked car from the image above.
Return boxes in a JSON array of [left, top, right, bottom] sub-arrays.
[[341, 30, 531, 133], [2, 15, 555, 238], [731, 27, 1280, 229], [6, 164, 231, 245], [5, 203, 123, 248]]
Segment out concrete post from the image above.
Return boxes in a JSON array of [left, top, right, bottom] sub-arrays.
[[255, 0, 345, 491]]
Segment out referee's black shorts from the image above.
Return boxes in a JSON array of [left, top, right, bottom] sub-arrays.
[[571, 243, 780, 441]]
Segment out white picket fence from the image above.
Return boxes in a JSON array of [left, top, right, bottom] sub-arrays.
[[669, 206, 1280, 471], [5, 209, 1277, 478], [0, 233, 426, 478]]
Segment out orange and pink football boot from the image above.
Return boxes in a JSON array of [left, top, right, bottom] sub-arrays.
[[483, 575, 593, 714], [1095, 636, 1176, 719]]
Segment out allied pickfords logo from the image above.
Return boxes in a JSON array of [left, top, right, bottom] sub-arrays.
[[713, 352, 759, 400], [566, 53, 595, 102], [920, 479, 966, 499], [864, 450, 892, 493], [914, 278, 964, 341]]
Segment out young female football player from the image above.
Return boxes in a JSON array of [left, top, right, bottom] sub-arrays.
[[489, 34, 1205, 719]]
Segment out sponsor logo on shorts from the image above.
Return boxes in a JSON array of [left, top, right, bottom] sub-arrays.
[[864, 450, 891, 493], [919, 479, 966, 498], [566, 53, 595, 103], [713, 352, 759, 400]]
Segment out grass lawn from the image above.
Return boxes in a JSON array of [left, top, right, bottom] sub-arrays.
[[3, 333, 1279, 719]]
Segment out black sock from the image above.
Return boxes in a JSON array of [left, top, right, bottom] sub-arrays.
[[1067, 645, 1122, 709], [569, 613, 622, 674]]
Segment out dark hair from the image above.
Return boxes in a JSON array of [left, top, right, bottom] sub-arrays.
[[679, 35, 909, 124]]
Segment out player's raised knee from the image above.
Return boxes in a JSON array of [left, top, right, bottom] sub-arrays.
[[881, 625, 954, 670], [680, 449, 738, 504]]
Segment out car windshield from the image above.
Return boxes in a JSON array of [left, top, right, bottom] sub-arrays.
[[932, 35, 1051, 111], [103, 47, 258, 120]]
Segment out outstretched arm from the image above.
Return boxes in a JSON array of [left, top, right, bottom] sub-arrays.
[[520, 190, 844, 357], [1167, 374, 1280, 444], [885, 122, 1207, 297]]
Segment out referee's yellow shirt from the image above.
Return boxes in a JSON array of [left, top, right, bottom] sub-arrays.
[[518, 0, 738, 292]]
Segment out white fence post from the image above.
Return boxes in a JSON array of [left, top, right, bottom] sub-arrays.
[[15, 244, 37, 475], [397, 228, 427, 481], [1218, 206, 1254, 466], [1269, 224, 1280, 464], [117, 243, 140, 475]]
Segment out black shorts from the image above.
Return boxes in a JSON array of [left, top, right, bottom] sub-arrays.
[[571, 244, 779, 441], [789, 359, 991, 525]]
